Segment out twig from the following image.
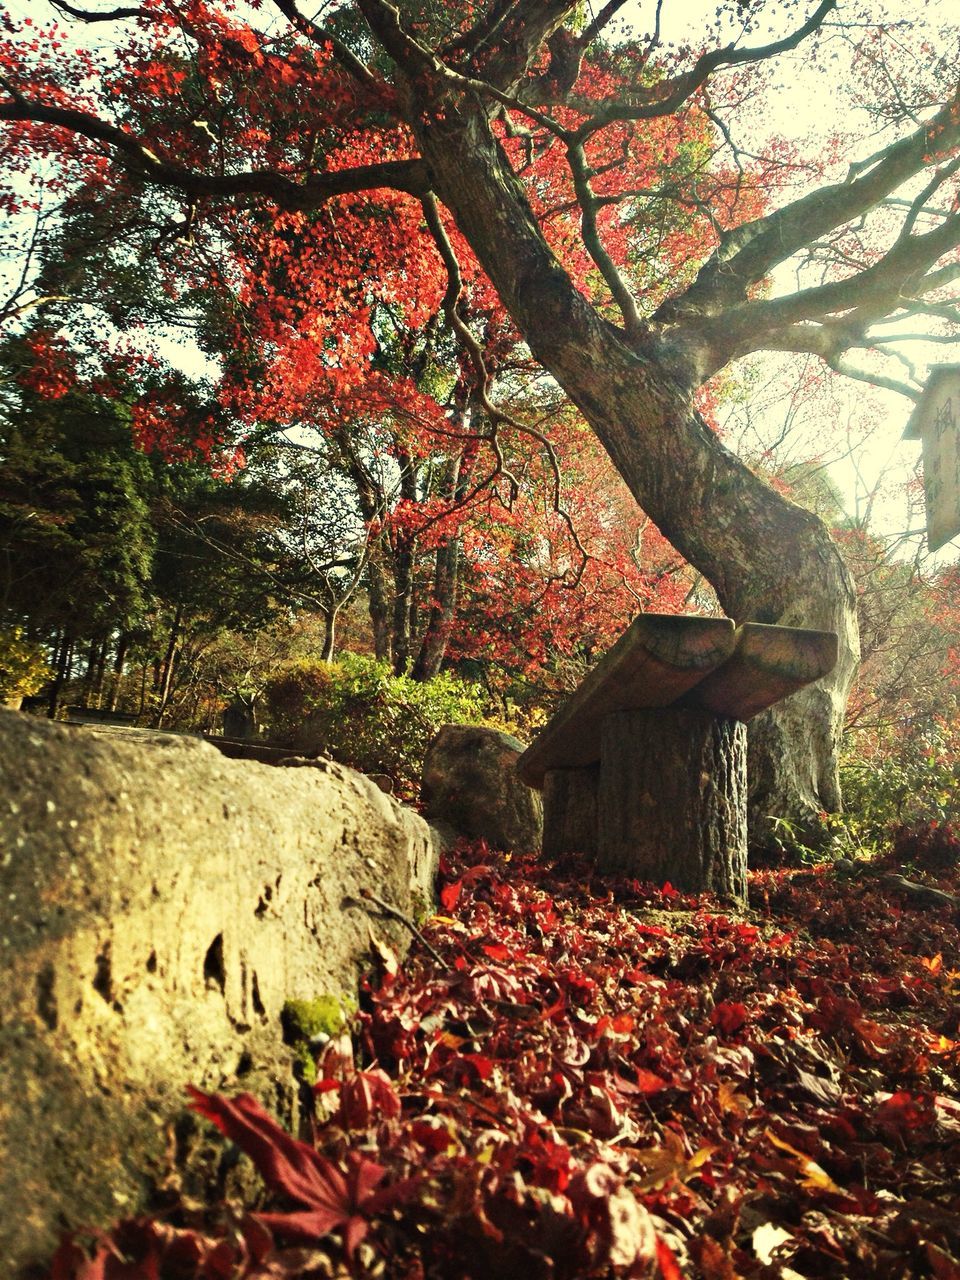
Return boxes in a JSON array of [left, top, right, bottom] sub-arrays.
[[355, 886, 451, 970]]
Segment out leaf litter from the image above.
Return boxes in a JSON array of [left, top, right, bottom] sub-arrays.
[[48, 843, 960, 1278]]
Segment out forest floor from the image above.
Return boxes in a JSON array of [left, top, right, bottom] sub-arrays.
[[50, 841, 960, 1280]]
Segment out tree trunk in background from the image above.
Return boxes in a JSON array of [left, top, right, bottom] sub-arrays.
[[412, 451, 467, 682], [105, 633, 129, 713], [81, 639, 99, 706], [391, 448, 419, 675], [46, 633, 71, 719], [154, 606, 182, 728], [391, 537, 415, 676], [137, 660, 149, 720], [91, 637, 108, 708], [366, 549, 393, 665], [411, 532, 460, 681], [320, 605, 337, 663]]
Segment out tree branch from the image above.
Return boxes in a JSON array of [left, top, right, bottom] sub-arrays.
[[421, 191, 590, 585], [270, 0, 380, 89], [566, 138, 643, 336], [662, 88, 960, 320], [823, 353, 920, 402], [49, 0, 145, 19], [0, 97, 429, 208], [566, 0, 837, 139]]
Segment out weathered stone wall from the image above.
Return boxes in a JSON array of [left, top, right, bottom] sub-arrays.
[[0, 711, 443, 1275]]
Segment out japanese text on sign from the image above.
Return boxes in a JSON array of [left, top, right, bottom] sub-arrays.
[[922, 389, 960, 552]]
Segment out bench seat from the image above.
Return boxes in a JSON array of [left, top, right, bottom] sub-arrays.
[[518, 613, 838, 901]]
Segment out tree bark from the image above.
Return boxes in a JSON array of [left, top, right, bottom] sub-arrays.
[[81, 638, 99, 706], [412, 532, 460, 681], [154, 605, 182, 728], [391, 535, 416, 675], [320, 605, 337, 663], [391, 448, 419, 675], [406, 91, 859, 843], [412, 447, 471, 682], [597, 708, 747, 901], [366, 548, 393, 665], [105, 633, 128, 713], [542, 766, 598, 861], [46, 632, 71, 719], [91, 636, 109, 708]]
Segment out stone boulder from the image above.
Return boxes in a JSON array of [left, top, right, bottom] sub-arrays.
[[0, 711, 443, 1276], [421, 724, 543, 853]]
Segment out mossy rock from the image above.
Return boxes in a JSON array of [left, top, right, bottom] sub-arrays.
[[280, 995, 356, 1084]]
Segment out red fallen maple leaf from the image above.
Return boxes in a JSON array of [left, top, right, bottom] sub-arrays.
[[711, 1001, 749, 1035], [439, 878, 463, 911], [326, 1067, 403, 1129], [188, 1089, 391, 1256]]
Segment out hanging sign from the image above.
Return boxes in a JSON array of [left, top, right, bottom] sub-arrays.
[[903, 365, 960, 552]]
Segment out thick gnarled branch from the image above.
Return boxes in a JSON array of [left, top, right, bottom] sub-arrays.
[[0, 97, 429, 207]]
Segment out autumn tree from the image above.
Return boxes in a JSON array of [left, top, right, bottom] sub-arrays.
[[4, 0, 960, 850]]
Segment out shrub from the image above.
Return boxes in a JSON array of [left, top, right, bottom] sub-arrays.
[[891, 821, 960, 872], [0, 627, 51, 701], [840, 738, 959, 851], [263, 653, 492, 800]]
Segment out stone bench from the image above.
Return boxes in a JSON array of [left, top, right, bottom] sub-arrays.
[[516, 614, 838, 902]]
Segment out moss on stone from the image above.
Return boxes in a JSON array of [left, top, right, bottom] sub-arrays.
[[280, 995, 356, 1084]]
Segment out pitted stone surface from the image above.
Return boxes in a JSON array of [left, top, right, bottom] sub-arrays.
[[0, 710, 443, 1274]]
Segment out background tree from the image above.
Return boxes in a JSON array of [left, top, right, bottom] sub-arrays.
[[0, 332, 155, 714]]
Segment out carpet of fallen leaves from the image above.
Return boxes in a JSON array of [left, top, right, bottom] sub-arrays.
[[50, 842, 960, 1279]]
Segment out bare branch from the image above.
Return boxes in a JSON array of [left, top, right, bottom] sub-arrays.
[[421, 192, 590, 586], [663, 88, 960, 320], [897, 154, 960, 239], [824, 353, 920, 403], [49, 0, 145, 19], [679, 199, 960, 377], [0, 293, 71, 322], [567, 0, 837, 139], [566, 139, 643, 336]]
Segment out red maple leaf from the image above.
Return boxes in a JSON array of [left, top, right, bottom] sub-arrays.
[[188, 1089, 390, 1255]]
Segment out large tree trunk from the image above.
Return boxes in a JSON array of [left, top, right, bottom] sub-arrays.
[[407, 92, 859, 845]]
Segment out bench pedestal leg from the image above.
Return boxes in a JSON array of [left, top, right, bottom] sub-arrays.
[[597, 708, 747, 902], [542, 766, 599, 859]]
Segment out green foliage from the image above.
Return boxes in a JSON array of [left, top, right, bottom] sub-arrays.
[[840, 738, 959, 849], [760, 814, 828, 867], [264, 653, 491, 798], [0, 627, 52, 699], [280, 995, 356, 1085], [0, 343, 156, 636], [767, 738, 960, 872]]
